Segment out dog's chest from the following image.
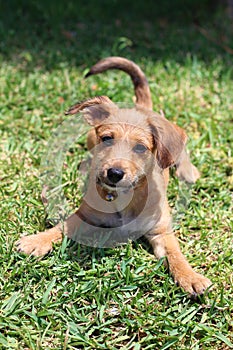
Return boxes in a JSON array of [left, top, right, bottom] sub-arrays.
[[96, 210, 133, 228]]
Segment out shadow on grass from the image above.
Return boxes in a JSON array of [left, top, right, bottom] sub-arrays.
[[0, 0, 232, 71]]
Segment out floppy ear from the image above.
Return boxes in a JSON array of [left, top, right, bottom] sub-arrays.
[[65, 95, 118, 126], [148, 113, 187, 169]]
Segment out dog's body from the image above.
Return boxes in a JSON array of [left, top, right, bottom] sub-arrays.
[[17, 57, 211, 296]]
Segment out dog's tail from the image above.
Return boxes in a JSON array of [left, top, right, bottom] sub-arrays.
[[85, 56, 153, 110]]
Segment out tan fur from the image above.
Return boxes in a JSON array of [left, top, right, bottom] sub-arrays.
[[16, 58, 211, 296], [85, 56, 152, 109]]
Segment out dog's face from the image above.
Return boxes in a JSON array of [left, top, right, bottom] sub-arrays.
[[93, 109, 156, 192], [67, 96, 187, 193]]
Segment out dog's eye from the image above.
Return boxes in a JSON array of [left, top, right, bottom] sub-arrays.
[[133, 144, 147, 153], [101, 136, 114, 146]]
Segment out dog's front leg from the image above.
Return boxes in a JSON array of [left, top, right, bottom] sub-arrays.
[[16, 212, 83, 257], [146, 231, 212, 296]]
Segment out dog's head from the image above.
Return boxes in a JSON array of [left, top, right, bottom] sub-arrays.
[[66, 96, 187, 192]]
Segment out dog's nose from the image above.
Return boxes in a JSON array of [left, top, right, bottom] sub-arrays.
[[107, 168, 125, 184]]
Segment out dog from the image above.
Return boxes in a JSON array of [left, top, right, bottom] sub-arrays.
[[16, 57, 211, 296]]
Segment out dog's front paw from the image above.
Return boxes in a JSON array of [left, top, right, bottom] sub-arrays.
[[16, 232, 53, 257], [176, 163, 200, 184], [174, 270, 212, 296]]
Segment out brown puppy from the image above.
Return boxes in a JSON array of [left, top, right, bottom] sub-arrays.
[[16, 57, 211, 296]]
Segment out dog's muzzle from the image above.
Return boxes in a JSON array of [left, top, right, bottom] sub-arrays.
[[96, 167, 141, 194]]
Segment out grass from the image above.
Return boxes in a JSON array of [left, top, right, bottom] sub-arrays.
[[0, 0, 233, 349]]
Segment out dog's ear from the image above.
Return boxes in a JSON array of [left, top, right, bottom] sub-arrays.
[[148, 113, 187, 169], [65, 96, 118, 126]]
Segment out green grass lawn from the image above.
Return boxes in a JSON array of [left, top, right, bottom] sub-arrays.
[[0, 1, 232, 349]]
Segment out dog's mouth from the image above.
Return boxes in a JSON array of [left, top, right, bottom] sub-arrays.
[[97, 176, 135, 191], [96, 175, 144, 194]]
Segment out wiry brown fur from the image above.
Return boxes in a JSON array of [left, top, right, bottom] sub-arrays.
[[16, 57, 211, 296]]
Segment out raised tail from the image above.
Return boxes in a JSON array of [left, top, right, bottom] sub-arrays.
[[85, 56, 153, 110]]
